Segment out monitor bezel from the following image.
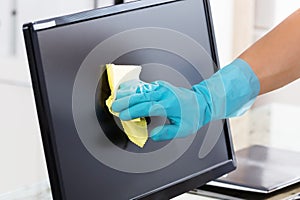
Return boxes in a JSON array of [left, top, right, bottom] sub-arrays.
[[23, 0, 236, 199]]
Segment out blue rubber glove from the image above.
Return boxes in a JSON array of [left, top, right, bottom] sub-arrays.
[[112, 59, 260, 141]]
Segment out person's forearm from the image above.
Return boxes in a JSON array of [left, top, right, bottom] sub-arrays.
[[239, 9, 300, 95]]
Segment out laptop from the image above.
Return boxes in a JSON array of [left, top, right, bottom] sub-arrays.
[[207, 145, 300, 193]]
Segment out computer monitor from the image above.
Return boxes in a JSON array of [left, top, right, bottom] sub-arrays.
[[23, 0, 236, 199]]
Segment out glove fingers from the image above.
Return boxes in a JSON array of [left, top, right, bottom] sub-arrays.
[[112, 92, 161, 112], [150, 125, 179, 141], [116, 89, 135, 99], [116, 80, 145, 99], [118, 79, 144, 90], [119, 102, 166, 121], [116, 80, 159, 99]]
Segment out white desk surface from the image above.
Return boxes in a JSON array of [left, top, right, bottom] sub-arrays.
[[0, 181, 216, 200]]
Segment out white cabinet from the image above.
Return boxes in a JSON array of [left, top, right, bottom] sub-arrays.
[[0, 83, 47, 194]]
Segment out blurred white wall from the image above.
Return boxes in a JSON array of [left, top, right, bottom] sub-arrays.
[[253, 0, 300, 107], [210, 0, 234, 66], [232, 0, 255, 58], [229, 0, 300, 152], [16, 0, 94, 58], [213, 0, 300, 108], [0, 1, 12, 57], [0, 0, 96, 194]]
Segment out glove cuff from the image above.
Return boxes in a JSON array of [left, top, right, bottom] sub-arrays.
[[226, 58, 260, 117], [193, 58, 260, 121]]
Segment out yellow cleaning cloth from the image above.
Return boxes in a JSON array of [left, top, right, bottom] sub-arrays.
[[105, 64, 148, 148]]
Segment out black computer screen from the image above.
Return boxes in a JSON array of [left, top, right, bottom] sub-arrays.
[[24, 0, 235, 199]]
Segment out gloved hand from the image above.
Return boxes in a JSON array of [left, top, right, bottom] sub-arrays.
[[112, 59, 260, 141], [112, 79, 209, 141]]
